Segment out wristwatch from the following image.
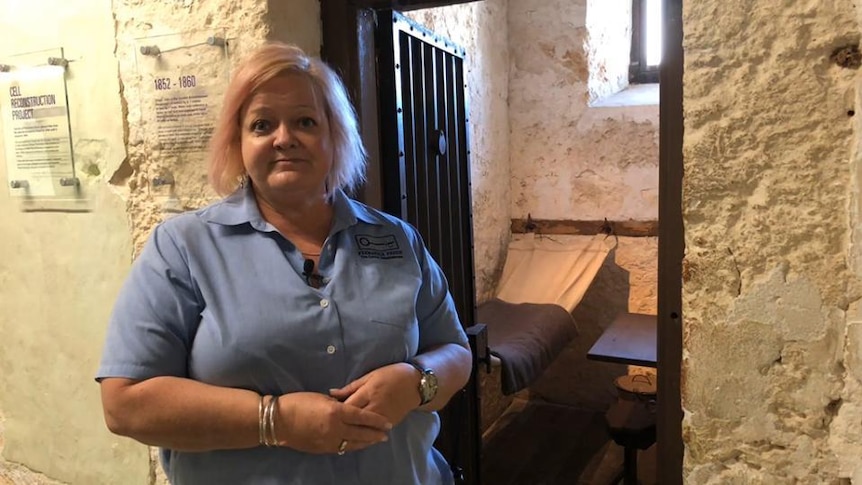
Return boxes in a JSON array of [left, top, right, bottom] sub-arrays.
[[408, 360, 438, 406]]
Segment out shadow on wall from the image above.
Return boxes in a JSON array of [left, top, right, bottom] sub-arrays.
[[525, 247, 631, 411]]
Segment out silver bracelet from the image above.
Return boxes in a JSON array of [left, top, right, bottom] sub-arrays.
[[267, 395, 280, 447], [263, 395, 274, 446], [258, 395, 268, 446]]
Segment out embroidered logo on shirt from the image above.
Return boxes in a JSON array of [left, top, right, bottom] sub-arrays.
[[355, 234, 403, 259]]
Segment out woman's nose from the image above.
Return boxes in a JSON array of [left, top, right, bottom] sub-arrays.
[[273, 124, 296, 149]]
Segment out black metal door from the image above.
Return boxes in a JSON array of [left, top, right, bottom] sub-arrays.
[[377, 10, 480, 484]]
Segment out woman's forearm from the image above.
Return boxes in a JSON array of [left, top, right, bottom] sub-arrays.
[[100, 376, 261, 451], [412, 343, 473, 412]]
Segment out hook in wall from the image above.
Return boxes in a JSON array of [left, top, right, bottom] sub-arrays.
[[525, 213, 537, 233], [140, 45, 161, 56], [47, 57, 69, 68], [600, 218, 614, 235]]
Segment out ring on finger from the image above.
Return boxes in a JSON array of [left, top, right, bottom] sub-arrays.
[[337, 439, 348, 456]]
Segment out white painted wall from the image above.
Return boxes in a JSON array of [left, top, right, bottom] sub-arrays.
[[0, 0, 320, 483], [0, 1, 135, 483]]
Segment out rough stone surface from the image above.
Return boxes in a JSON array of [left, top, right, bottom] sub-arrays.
[[508, 0, 659, 222], [113, 0, 277, 254], [682, 0, 862, 481]]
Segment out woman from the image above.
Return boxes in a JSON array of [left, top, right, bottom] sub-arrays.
[[97, 42, 472, 485]]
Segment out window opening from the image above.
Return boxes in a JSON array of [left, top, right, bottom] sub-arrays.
[[631, 0, 661, 83]]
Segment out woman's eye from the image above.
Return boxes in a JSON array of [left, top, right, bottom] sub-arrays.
[[297, 117, 317, 128], [250, 120, 271, 133]]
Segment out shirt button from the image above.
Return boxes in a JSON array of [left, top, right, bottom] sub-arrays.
[[326, 345, 337, 354], [320, 299, 329, 308]]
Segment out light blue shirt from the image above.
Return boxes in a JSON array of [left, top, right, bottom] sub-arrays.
[[97, 184, 468, 485]]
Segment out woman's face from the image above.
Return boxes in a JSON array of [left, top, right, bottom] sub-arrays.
[[239, 73, 333, 202]]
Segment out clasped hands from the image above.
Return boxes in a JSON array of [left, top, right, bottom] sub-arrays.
[[278, 362, 420, 455]]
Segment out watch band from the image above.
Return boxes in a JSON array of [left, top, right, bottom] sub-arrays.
[[407, 360, 426, 374]]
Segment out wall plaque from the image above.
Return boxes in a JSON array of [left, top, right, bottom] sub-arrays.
[[0, 48, 76, 198], [134, 33, 232, 171]]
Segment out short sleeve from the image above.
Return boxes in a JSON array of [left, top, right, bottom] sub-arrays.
[[410, 226, 469, 351], [96, 220, 204, 381]]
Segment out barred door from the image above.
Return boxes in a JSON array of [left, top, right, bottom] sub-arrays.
[[377, 10, 480, 484]]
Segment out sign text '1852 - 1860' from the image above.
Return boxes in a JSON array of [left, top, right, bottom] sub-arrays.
[[153, 75, 197, 91]]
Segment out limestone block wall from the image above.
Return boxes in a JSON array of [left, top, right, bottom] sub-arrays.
[[682, 0, 862, 482], [404, 0, 511, 302]]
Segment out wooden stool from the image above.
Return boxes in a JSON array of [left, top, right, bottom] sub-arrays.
[[605, 375, 657, 485]]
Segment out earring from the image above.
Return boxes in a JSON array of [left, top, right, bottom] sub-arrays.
[[239, 173, 247, 189]]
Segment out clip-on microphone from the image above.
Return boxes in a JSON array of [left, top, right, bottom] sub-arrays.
[[302, 259, 322, 289]]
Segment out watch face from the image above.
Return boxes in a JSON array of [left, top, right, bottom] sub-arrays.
[[420, 370, 438, 404]]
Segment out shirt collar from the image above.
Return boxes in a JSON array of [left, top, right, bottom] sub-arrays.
[[197, 183, 263, 227]]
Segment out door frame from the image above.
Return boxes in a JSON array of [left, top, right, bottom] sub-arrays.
[[657, 0, 684, 482], [319, 1, 685, 483]]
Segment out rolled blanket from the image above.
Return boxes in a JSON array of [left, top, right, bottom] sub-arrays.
[[477, 298, 578, 395]]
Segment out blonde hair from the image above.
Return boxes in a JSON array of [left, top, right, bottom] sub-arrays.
[[208, 42, 367, 198]]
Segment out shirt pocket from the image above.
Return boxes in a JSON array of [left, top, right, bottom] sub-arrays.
[[358, 273, 422, 361]]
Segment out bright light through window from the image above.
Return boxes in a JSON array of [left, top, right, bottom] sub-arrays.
[[645, 0, 662, 66]]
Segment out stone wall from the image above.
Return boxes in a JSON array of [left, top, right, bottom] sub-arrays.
[[112, 0, 319, 253], [508, 0, 658, 222], [682, 0, 862, 482]]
